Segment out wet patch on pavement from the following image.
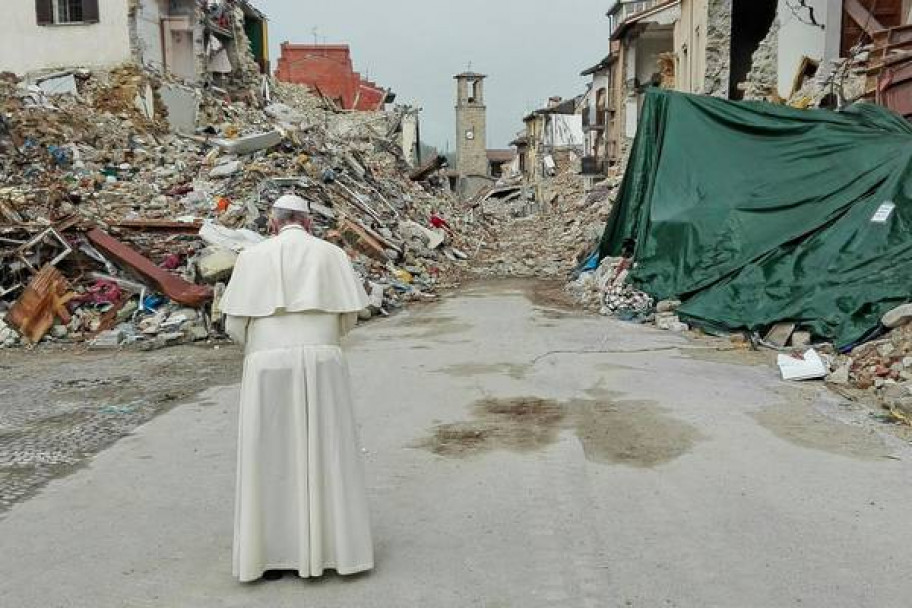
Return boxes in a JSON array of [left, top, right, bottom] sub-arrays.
[[570, 399, 704, 467], [751, 398, 889, 460], [395, 315, 473, 340], [415, 392, 704, 468]]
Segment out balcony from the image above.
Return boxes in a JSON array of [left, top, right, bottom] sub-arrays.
[[607, 0, 667, 36]]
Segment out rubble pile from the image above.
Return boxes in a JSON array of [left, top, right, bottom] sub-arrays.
[[785, 55, 868, 109], [823, 309, 912, 422], [567, 256, 655, 319], [0, 66, 467, 349], [467, 172, 617, 279]]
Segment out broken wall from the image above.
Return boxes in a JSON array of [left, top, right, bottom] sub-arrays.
[[132, 0, 166, 69], [703, 0, 732, 96], [132, 0, 199, 81], [401, 111, 420, 168], [741, 19, 780, 100], [775, 0, 837, 98], [678, 0, 845, 100], [543, 115, 584, 149], [636, 31, 675, 88]]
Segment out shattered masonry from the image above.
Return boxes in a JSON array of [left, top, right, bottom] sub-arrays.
[[0, 58, 472, 349], [741, 19, 781, 101], [703, 0, 733, 97]]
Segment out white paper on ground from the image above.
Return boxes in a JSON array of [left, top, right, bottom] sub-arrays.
[[777, 348, 827, 381]]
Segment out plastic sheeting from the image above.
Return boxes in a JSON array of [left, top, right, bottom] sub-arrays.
[[599, 89, 912, 347]]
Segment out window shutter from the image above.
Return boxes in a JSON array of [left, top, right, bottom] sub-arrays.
[[35, 0, 53, 25], [82, 0, 99, 24]]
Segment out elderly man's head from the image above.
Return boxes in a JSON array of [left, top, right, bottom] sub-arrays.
[[270, 195, 312, 233]]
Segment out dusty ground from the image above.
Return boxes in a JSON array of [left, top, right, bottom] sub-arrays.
[[2, 281, 912, 607], [0, 344, 243, 511]]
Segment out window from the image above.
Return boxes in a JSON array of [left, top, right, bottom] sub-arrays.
[[36, 0, 99, 25], [56, 0, 83, 23]]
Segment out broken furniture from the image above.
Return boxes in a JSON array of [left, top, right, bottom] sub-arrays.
[[5, 265, 74, 344]]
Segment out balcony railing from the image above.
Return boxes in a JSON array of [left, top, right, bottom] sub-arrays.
[[608, 0, 665, 36]]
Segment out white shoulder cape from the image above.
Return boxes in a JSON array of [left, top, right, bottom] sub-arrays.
[[220, 227, 369, 317]]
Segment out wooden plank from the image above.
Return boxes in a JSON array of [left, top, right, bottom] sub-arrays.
[[5, 265, 74, 344], [845, 0, 885, 35], [86, 228, 212, 307]]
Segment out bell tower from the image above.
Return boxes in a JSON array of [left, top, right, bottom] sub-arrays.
[[454, 71, 488, 181]]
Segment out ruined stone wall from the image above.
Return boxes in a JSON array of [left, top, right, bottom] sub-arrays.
[[226, 7, 262, 94], [703, 0, 732, 97], [741, 19, 780, 101]]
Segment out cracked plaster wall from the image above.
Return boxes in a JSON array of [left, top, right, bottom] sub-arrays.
[[685, 0, 839, 100]]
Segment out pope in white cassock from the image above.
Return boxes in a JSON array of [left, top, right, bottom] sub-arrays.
[[220, 194, 373, 583]]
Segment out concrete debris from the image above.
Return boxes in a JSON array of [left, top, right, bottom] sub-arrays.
[[817, 320, 912, 423], [764, 322, 796, 349], [790, 331, 812, 348], [882, 303, 912, 329], [567, 255, 662, 326], [467, 164, 618, 280], [656, 300, 681, 314], [209, 160, 243, 178], [91, 329, 125, 349], [0, 65, 467, 349], [198, 248, 239, 284], [212, 130, 283, 155]]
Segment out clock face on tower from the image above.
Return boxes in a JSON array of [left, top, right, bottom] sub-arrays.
[[465, 130, 475, 140]]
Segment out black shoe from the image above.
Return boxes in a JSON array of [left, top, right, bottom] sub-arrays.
[[262, 570, 284, 581]]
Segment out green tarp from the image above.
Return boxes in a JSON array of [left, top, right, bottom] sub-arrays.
[[599, 89, 912, 348]]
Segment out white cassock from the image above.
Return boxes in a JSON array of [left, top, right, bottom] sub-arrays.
[[220, 224, 373, 582]]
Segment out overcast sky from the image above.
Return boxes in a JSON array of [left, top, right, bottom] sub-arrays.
[[256, 0, 611, 152]]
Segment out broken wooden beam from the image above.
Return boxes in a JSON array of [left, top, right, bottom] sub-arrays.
[[335, 218, 390, 261], [86, 228, 212, 307], [845, 0, 885, 36]]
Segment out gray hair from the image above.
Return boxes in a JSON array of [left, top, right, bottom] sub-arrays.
[[272, 208, 310, 225]]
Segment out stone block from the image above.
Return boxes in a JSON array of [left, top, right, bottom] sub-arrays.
[[209, 160, 242, 178], [764, 322, 795, 348], [791, 331, 812, 348], [656, 300, 681, 313], [198, 248, 238, 283], [826, 364, 850, 385], [91, 329, 123, 349], [882, 303, 912, 329]]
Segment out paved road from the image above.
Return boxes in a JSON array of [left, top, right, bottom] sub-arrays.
[[1, 282, 911, 608]]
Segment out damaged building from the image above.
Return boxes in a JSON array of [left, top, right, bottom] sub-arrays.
[[2, 0, 268, 96], [275, 43, 394, 111], [579, 0, 912, 182], [512, 97, 584, 194]]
